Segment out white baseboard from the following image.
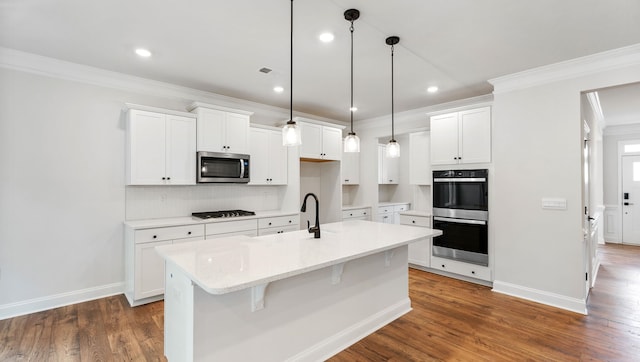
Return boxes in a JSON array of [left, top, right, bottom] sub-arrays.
[[0, 282, 125, 320], [492, 280, 587, 315], [286, 298, 412, 361]]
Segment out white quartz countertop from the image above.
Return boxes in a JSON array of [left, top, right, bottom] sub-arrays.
[[155, 220, 442, 295], [399, 210, 432, 217], [124, 210, 298, 229], [378, 201, 411, 207]]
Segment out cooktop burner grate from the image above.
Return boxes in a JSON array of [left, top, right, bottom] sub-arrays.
[[192, 210, 256, 219]]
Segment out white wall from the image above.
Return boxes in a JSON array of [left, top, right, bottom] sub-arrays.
[[0, 50, 327, 318], [490, 48, 640, 314]]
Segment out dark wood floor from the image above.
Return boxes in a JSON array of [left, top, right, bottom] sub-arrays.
[[1, 243, 639, 361]]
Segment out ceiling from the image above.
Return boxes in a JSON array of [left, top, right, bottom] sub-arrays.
[[1, 0, 640, 122]]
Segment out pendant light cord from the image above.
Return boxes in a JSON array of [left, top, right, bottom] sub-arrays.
[[349, 20, 354, 134], [289, 0, 293, 124], [391, 43, 395, 141]]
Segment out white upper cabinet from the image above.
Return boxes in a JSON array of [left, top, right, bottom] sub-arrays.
[[430, 106, 491, 165], [249, 126, 288, 185], [189, 102, 253, 154], [126, 106, 196, 185], [378, 144, 399, 184], [298, 121, 343, 161], [409, 131, 431, 185], [342, 151, 360, 185]]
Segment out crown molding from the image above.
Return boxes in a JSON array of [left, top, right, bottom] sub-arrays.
[[489, 43, 640, 94], [356, 94, 493, 131], [0, 47, 343, 126]]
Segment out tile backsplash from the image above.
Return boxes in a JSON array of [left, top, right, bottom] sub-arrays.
[[125, 184, 282, 220]]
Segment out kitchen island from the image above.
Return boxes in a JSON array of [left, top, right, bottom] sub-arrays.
[[155, 220, 442, 361]]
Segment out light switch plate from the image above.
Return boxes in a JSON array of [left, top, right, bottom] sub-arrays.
[[542, 198, 567, 210]]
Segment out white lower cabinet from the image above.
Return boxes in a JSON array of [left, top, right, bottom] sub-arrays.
[[430, 256, 492, 281], [342, 207, 371, 221], [126, 224, 205, 306], [258, 214, 300, 235], [205, 219, 258, 238], [377, 203, 410, 224], [399, 214, 431, 268]]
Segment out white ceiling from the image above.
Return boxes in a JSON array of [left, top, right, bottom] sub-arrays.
[[1, 0, 640, 122]]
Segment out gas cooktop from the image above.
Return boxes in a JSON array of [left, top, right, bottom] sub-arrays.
[[192, 210, 256, 219]]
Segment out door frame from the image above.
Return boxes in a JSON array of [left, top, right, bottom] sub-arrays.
[[618, 140, 640, 244]]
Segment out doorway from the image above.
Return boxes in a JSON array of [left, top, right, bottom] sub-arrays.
[[622, 155, 640, 245]]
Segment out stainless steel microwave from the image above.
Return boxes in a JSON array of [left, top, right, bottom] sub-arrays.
[[197, 151, 250, 183]]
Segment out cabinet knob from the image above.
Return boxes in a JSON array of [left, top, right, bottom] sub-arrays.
[[442, 264, 445, 268], [345, 179, 349, 182], [350, 213, 353, 216], [269, 222, 272, 226], [162, 177, 166, 180], [153, 235, 157, 239], [364, 212, 367, 215], [188, 231, 192, 235], [412, 220, 415, 224], [471, 271, 476, 275], [167, 177, 171, 180], [288, 220, 292, 223]]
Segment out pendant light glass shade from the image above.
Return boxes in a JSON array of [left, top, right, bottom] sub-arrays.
[[343, 9, 360, 153], [385, 36, 400, 158], [344, 133, 360, 152], [386, 139, 400, 158], [282, 120, 301, 146], [282, 0, 301, 146]]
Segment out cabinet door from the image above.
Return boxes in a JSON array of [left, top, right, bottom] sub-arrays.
[[409, 131, 431, 185], [268, 130, 288, 184], [299, 123, 323, 159], [248, 128, 270, 185], [460, 107, 491, 164], [166, 115, 196, 185], [225, 112, 250, 154], [134, 240, 172, 299], [127, 110, 166, 185], [377, 145, 385, 184], [322, 127, 342, 161], [430, 112, 459, 165], [197, 108, 226, 152], [384, 155, 400, 184], [341, 152, 359, 185]]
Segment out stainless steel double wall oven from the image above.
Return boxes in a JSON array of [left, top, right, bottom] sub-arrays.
[[432, 169, 488, 266]]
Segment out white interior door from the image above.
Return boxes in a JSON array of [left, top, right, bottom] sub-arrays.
[[622, 155, 640, 245]]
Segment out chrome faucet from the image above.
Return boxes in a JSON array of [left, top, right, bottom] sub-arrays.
[[301, 193, 320, 238]]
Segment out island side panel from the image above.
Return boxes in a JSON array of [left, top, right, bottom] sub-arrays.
[[191, 245, 410, 362], [164, 262, 195, 362]]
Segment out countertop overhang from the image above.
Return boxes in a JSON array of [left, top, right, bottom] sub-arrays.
[[155, 220, 442, 295]]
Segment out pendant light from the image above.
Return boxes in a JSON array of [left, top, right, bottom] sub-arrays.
[[343, 9, 360, 153], [385, 36, 400, 158], [282, 0, 302, 146]]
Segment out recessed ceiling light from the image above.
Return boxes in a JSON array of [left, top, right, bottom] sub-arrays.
[[350, 106, 358, 112], [273, 86, 284, 93], [319, 32, 335, 43], [427, 86, 439, 93], [135, 48, 152, 57]]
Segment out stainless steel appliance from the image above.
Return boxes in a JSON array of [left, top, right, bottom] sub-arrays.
[[192, 210, 256, 219], [197, 151, 250, 183], [432, 169, 488, 266]]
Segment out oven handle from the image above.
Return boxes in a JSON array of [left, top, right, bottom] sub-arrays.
[[240, 159, 245, 178], [434, 216, 487, 225], [433, 177, 486, 183]]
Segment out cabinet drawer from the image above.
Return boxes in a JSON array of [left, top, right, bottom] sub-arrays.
[[134, 224, 205, 244], [258, 215, 300, 229], [399, 215, 431, 227], [205, 219, 257, 236], [342, 208, 369, 219], [394, 204, 409, 212], [378, 206, 393, 214], [206, 230, 257, 239], [431, 256, 491, 281], [257, 225, 299, 236]]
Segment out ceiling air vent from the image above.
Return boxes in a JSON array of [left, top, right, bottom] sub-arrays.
[[259, 67, 272, 74]]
